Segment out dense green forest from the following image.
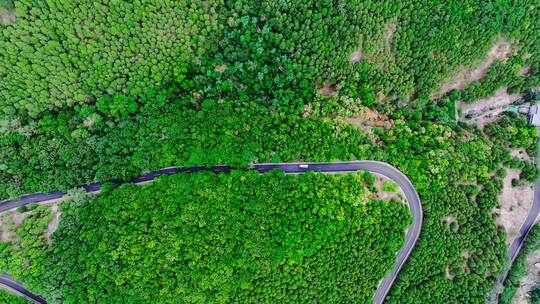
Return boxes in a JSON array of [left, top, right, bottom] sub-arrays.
[[0, 172, 410, 303], [1, 0, 539, 118], [0, 290, 31, 304], [1, 0, 540, 303], [500, 225, 540, 304], [531, 286, 540, 304]]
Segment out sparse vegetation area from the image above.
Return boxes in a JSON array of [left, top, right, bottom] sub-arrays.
[[500, 226, 540, 304]]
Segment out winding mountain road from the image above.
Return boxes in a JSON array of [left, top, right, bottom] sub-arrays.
[[0, 161, 423, 304], [0, 274, 46, 304]]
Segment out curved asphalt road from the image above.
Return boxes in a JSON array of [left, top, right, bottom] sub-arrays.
[[0, 161, 422, 304], [0, 274, 46, 304]]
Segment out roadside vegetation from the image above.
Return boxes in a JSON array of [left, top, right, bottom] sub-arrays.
[[0, 290, 30, 304], [1, 0, 540, 303], [531, 286, 540, 303], [0, 172, 410, 303], [500, 225, 540, 304]]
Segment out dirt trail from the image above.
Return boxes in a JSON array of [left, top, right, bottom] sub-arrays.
[[44, 204, 61, 244], [459, 87, 522, 116], [435, 37, 512, 98], [384, 23, 397, 49]]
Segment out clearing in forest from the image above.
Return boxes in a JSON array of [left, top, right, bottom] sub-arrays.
[[458, 87, 524, 127], [494, 168, 534, 246], [371, 173, 405, 203], [435, 37, 512, 98]]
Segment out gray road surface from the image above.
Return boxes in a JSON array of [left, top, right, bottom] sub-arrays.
[[0, 161, 423, 304], [0, 274, 46, 304]]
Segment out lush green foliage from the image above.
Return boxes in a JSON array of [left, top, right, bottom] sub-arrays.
[[444, 0, 540, 104], [0, 95, 368, 199], [2, 172, 410, 303], [500, 225, 540, 304], [0, 0, 218, 117], [209, 0, 540, 106], [0, 290, 31, 304], [371, 122, 509, 303], [2, 0, 539, 117], [382, 181, 398, 193], [530, 285, 540, 304], [0, 204, 52, 294], [0, 0, 14, 10], [1, 81, 537, 304]]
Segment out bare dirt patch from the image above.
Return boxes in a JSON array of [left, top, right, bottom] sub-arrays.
[[349, 48, 363, 64], [11, 211, 28, 226], [316, 83, 340, 97], [0, 217, 13, 242], [44, 203, 61, 244], [1, 204, 60, 244], [370, 173, 405, 203], [511, 249, 540, 304], [494, 168, 535, 246], [511, 148, 533, 162], [435, 37, 513, 98], [458, 87, 524, 128], [442, 215, 458, 226], [0, 10, 16, 24], [518, 66, 531, 77], [442, 215, 459, 233], [0, 211, 28, 243], [346, 108, 393, 131]]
